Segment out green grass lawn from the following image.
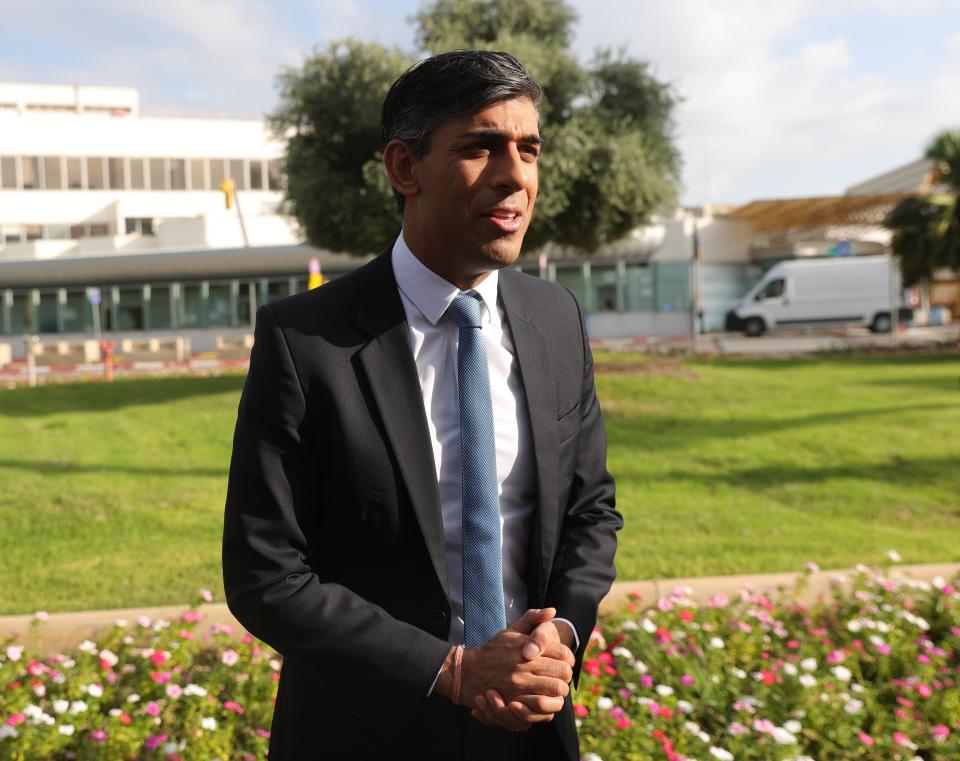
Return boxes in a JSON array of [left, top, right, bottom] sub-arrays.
[[1, 352, 958, 615]]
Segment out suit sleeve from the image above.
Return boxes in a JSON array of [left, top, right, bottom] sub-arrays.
[[544, 292, 622, 681], [222, 304, 450, 737]]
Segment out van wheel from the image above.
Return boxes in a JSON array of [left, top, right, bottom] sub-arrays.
[[744, 317, 765, 337], [870, 313, 892, 333]]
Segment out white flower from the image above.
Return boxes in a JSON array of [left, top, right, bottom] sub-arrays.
[[78, 640, 98, 654], [799, 675, 817, 688], [655, 684, 674, 697], [0, 725, 18, 739], [851, 683, 865, 694], [800, 658, 817, 671], [52, 700, 69, 714], [58, 724, 75, 736], [772, 727, 798, 744], [642, 618, 657, 633], [114, 619, 128, 627], [127, 693, 141, 703], [201, 717, 218, 731], [784, 719, 802, 733], [844, 698, 863, 714], [596, 696, 614, 711], [68, 701, 87, 715], [269, 659, 282, 671], [99, 649, 119, 666], [85, 684, 104, 698], [683, 721, 702, 735], [163, 742, 179, 754], [23, 705, 42, 719], [621, 619, 639, 631], [612, 646, 633, 660], [634, 660, 649, 674], [731, 667, 747, 679], [887, 549, 901, 563], [108, 708, 123, 717], [832, 666, 852, 682], [184, 684, 207, 697], [709, 748, 734, 761], [699, 730, 711, 743], [783, 663, 798, 676], [709, 637, 725, 650], [677, 700, 693, 714], [5, 645, 23, 662], [582, 754, 603, 761], [846, 619, 862, 633]]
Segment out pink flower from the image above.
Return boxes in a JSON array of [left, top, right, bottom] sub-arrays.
[[680, 674, 694, 687], [876, 643, 891, 655], [255, 728, 271, 738], [211, 623, 235, 636], [179, 629, 193, 640], [150, 651, 169, 666], [146, 701, 161, 717], [931, 725, 950, 742], [616, 716, 631, 729], [787, 640, 799, 649], [708, 593, 729, 607], [181, 611, 203, 623], [91, 729, 108, 742], [827, 650, 845, 664], [753, 719, 775, 734], [166, 684, 183, 699], [200, 588, 214, 602], [657, 598, 674, 612], [6, 714, 26, 726], [144, 733, 168, 750], [805, 561, 820, 573], [858, 732, 874, 747], [223, 700, 245, 715], [640, 675, 654, 689], [918, 654, 931, 664], [893, 731, 912, 747], [916, 684, 932, 699], [221, 649, 240, 667], [150, 671, 172, 684], [574, 704, 588, 717]]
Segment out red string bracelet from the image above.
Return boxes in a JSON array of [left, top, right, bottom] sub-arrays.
[[452, 644, 464, 706]]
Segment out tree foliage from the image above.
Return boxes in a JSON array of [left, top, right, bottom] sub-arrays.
[[886, 130, 960, 284], [271, 0, 681, 255]]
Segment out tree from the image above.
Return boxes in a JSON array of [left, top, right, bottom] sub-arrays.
[[886, 130, 960, 284], [271, 0, 681, 255]]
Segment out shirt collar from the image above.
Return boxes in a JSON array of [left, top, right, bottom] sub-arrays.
[[392, 232, 499, 326]]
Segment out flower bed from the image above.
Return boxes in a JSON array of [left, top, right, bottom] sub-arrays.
[[0, 564, 958, 760], [577, 563, 960, 761]]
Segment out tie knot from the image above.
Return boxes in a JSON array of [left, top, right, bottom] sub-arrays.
[[447, 291, 484, 329]]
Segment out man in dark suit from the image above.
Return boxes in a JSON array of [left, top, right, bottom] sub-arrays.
[[223, 51, 621, 760]]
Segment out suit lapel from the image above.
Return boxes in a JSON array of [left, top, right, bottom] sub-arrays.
[[498, 270, 560, 603], [356, 251, 448, 597]]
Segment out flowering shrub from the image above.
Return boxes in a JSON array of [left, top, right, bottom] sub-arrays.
[[577, 564, 960, 761], [0, 592, 277, 760], [1, 566, 958, 760]]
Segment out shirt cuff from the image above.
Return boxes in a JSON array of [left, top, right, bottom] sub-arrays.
[[552, 617, 580, 651]]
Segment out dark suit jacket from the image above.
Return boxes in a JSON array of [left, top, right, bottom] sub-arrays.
[[222, 247, 621, 760]]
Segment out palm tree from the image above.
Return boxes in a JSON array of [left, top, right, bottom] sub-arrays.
[[886, 130, 960, 284]]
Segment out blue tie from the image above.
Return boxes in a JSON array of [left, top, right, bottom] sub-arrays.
[[447, 291, 506, 647]]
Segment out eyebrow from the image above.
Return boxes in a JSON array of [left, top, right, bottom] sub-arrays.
[[457, 129, 543, 145]]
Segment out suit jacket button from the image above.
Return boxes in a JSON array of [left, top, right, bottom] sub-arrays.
[[430, 609, 448, 626]]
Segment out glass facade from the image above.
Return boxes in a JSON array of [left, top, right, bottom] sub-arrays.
[[0, 261, 729, 338]]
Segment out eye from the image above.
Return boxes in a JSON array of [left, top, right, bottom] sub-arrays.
[[520, 143, 540, 160]]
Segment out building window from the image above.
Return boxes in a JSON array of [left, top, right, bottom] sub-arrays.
[[21, 157, 40, 189], [148, 285, 173, 329], [26, 225, 42, 241], [67, 158, 83, 189], [228, 159, 246, 190], [44, 157, 63, 190], [87, 157, 105, 190], [1, 157, 16, 189], [190, 158, 207, 190], [45, 224, 70, 240], [170, 159, 186, 190], [209, 159, 225, 189], [108, 158, 126, 190], [149, 159, 166, 191], [267, 160, 283, 190], [130, 158, 145, 189], [70, 225, 85, 239], [62, 290, 90, 333], [90, 223, 109, 237], [125, 217, 154, 236], [250, 160, 264, 190]]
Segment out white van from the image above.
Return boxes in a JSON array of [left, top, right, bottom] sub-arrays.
[[724, 255, 912, 337]]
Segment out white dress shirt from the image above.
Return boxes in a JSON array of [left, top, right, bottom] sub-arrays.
[[393, 234, 537, 643]]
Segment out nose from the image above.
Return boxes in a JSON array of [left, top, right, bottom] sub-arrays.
[[490, 143, 530, 193]]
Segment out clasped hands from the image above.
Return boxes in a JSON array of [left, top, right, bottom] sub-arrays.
[[437, 608, 575, 732]]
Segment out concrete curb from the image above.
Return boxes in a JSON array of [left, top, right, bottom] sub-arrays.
[[2, 562, 957, 655]]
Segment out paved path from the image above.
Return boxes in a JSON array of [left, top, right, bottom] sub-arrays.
[[2, 562, 956, 655]]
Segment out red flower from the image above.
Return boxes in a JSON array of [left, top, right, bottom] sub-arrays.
[[679, 610, 693, 623]]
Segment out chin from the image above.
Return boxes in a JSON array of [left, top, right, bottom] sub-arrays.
[[479, 236, 524, 269]]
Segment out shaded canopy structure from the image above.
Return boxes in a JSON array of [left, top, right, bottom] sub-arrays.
[[722, 194, 914, 243]]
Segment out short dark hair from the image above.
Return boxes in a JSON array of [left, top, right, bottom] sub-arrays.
[[381, 50, 543, 213]]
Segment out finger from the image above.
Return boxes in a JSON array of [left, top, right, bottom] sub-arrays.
[[508, 607, 556, 634], [508, 701, 555, 723], [537, 643, 576, 670], [522, 656, 574, 684], [508, 674, 570, 699], [525, 622, 560, 660], [511, 694, 565, 714]]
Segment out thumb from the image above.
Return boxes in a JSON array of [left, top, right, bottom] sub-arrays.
[[509, 607, 556, 635]]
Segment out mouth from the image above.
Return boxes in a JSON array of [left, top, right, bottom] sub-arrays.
[[481, 207, 525, 234]]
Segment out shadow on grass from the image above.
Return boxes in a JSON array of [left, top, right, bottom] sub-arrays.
[[607, 402, 955, 450], [0, 459, 227, 477], [0, 374, 246, 417], [865, 376, 960, 392]]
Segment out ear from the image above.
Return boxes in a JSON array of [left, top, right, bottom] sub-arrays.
[[383, 139, 420, 201]]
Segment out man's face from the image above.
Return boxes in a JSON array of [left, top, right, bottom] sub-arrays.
[[407, 96, 540, 286]]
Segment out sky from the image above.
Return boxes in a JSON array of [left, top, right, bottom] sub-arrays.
[[2, 0, 959, 206]]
